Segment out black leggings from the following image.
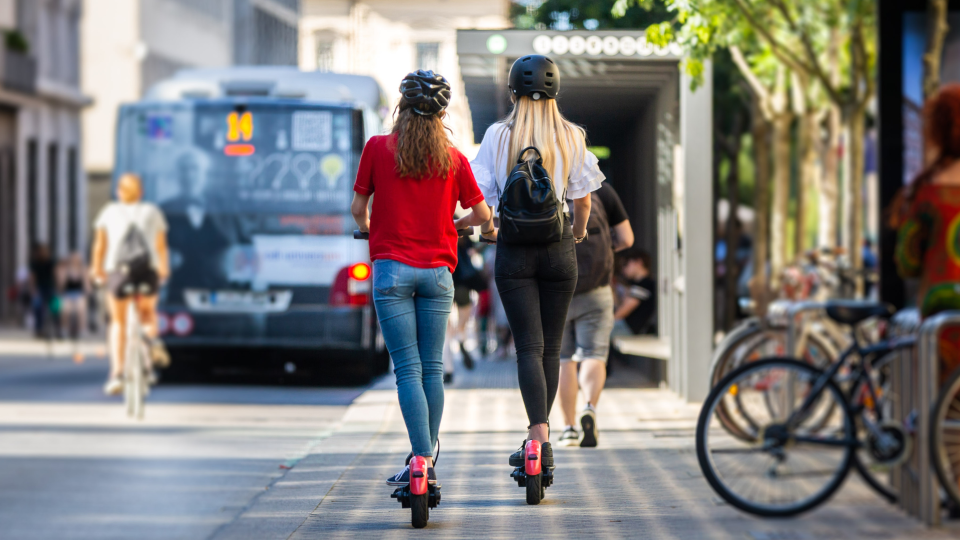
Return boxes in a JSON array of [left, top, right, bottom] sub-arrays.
[[495, 230, 577, 427]]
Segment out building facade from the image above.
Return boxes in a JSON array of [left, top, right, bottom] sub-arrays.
[[81, 0, 300, 219], [298, 0, 510, 151], [0, 0, 90, 321]]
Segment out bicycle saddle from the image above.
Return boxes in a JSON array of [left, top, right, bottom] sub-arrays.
[[824, 300, 895, 326]]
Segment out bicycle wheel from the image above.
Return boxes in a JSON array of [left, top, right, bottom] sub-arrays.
[[715, 331, 834, 442], [711, 327, 787, 441], [697, 358, 855, 517], [932, 366, 960, 508], [132, 344, 145, 420]]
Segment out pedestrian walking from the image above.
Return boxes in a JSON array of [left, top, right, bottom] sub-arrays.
[[442, 234, 487, 383], [28, 243, 59, 339], [556, 182, 634, 448], [471, 54, 604, 479], [350, 70, 490, 487], [58, 252, 91, 341]]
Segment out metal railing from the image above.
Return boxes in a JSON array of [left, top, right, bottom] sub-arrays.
[[889, 308, 960, 527]]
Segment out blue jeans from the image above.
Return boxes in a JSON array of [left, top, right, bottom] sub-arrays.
[[372, 259, 454, 457]]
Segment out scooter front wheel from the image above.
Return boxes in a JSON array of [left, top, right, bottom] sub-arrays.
[[411, 492, 429, 528], [525, 472, 542, 505]]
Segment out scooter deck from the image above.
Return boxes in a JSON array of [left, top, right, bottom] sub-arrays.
[[391, 484, 442, 509], [510, 466, 554, 488]]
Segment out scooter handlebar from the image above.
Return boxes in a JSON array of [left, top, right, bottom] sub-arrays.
[[353, 227, 474, 240]]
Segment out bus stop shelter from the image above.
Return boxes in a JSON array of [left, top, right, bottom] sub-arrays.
[[456, 30, 713, 401]]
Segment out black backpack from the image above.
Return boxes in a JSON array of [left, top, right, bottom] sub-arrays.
[[572, 191, 613, 294], [116, 208, 152, 276], [497, 146, 564, 245]]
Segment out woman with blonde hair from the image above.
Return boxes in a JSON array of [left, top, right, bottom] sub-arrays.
[[352, 70, 490, 487], [472, 55, 603, 481]]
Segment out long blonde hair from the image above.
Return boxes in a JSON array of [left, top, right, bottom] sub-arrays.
[[496, 96, 586, 188]]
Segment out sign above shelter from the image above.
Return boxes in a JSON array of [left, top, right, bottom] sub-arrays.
[[458, 30, 682, 60]]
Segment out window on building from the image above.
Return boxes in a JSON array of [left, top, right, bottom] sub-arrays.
[[253, 8, 297, 66], [316, 39, 334, 72], [67, 147, 77, 251], [27, 139, 36, 244], [416, 43, 440, 73], [47, 143, 58, 253]]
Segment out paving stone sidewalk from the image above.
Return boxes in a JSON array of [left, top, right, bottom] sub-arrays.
[[223, 359, 959, 539]]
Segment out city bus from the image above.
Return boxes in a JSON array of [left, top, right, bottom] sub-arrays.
[[113, 67, 389, 381]]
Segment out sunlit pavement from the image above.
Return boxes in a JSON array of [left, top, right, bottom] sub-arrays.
[[0, 351, 361, 540], [1, 350, 957, 539]]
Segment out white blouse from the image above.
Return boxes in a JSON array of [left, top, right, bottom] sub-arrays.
[[469, 123, 605, 212]]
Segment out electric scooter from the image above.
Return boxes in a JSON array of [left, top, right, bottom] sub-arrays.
[[354, 228, 474, 528], [510, 439, 553, 504]]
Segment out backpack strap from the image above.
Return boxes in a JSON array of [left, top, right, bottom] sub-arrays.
[[516, 146, 542, 164]]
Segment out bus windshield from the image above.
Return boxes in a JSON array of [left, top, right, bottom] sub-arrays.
[[114, 101, 368, 300], [116, 101, 360, 221]]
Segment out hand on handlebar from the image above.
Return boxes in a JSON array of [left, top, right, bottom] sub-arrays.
[[90, 268, 107, 286], [479, 228, 497, 244]]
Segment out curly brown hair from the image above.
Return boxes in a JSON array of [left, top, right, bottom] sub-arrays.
[[890, 85, 960, 227], [391, 103, 455, 179]]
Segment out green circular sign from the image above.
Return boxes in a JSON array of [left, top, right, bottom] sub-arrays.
[[486, 34, 507, 55]]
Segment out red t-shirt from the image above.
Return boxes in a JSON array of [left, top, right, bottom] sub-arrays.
[[353, 134, 485, 273]]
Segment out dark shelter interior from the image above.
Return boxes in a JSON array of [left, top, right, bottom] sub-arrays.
[[460, 48, 679, 265]]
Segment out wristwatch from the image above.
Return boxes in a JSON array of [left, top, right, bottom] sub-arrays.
[[575, 231, 588, 244]]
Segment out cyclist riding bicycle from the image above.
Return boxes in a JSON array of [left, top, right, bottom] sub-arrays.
[[90, 173, 170, 395]]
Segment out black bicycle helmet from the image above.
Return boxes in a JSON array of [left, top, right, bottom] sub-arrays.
[[508, 55, 559, 100], [399, 70, 452, 116]]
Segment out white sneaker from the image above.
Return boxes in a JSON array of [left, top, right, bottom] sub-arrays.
[[103, 377, 123, 396]]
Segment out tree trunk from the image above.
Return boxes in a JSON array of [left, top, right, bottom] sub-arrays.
[[751, 102, 771, 317], [724, 117, 744, 331], [796, 109, 820, 256], [819, 105, 841, 249], [925, 0, 950, 99], [771, 112, 792, 289], [848, 105, 866, 297]]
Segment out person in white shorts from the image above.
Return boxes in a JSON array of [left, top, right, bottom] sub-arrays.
[[557, 182, 634, 447], [90, 173, 170, 395]]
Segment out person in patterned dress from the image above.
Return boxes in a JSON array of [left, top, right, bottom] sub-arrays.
[[894, 84, 960, 385]]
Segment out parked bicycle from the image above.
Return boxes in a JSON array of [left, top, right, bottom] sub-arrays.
[[697, 301, 912, 516]]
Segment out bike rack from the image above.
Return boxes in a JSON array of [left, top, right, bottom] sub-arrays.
[[890, 308, 959, 527]]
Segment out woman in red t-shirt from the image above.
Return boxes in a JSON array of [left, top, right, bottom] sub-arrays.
[[351, 70, 490, 486]]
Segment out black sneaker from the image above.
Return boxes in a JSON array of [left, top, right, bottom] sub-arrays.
[[508, 440, 554, 469], [386, 465, 410, 486], [558, 427, 579, 447], [542, 442, 554, 469], [427, 467, 438, 486], [460, 343, 475, 370], [508, 440, 527, 467], [579, 405, 598, 448]]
